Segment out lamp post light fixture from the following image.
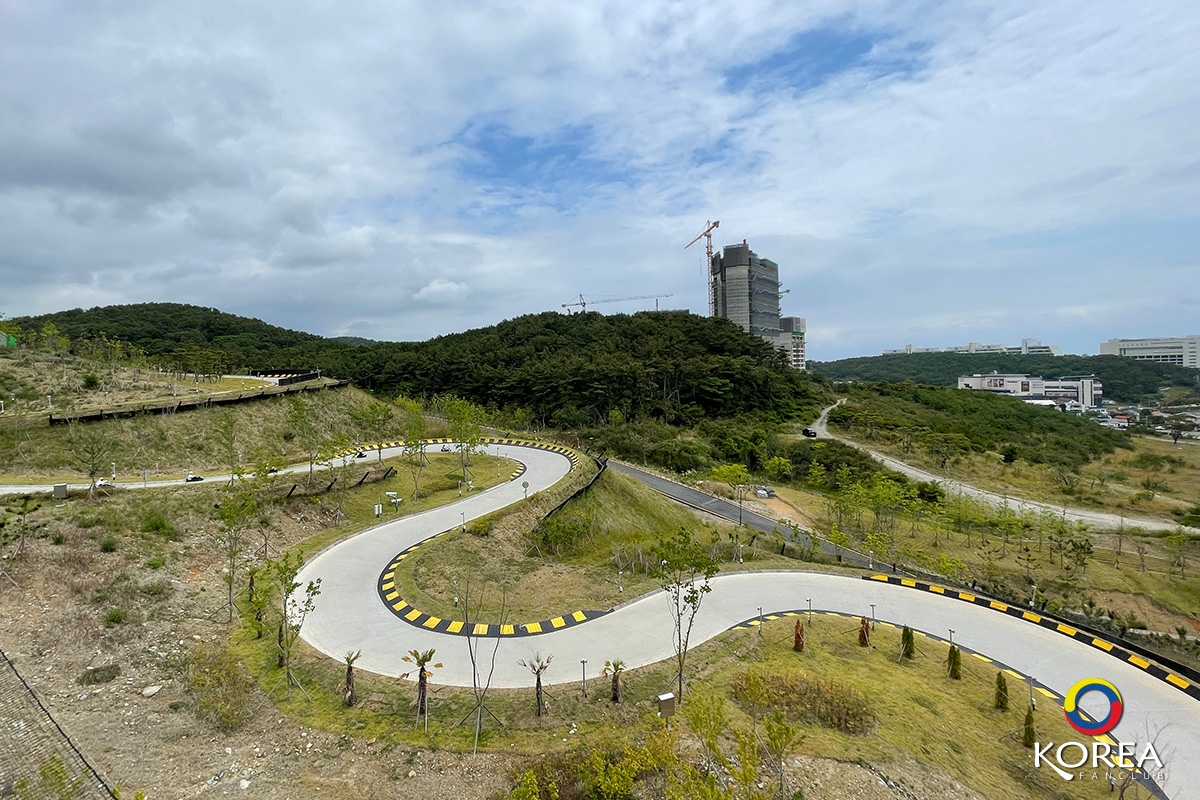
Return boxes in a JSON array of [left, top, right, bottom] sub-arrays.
[[460, 511, 466, 533], [453, 579, 459, 608], [618, 570, 623, 594], [806, 597, 812, 625], [1030, 583, 1038, 609], [757, 606, 764, 636], [948, 628, 954, 645], [869, 603, 876, 630], [581, 659, 587, 698], [868, 549, 874, 568]]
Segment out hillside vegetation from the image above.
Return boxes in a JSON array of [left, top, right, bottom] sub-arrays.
[[811, 351, 1198, 403], [830, 381, 1131, 468], [8, 304, 831, 427]]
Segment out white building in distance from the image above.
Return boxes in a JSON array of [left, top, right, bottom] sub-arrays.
[[958, 372, 1103, 408], [885, 338, 1063, 356], [1099, 336, 1200, 368], [780, 316, 806, 370]]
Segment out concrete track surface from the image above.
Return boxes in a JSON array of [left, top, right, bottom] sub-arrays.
[[297, 442, 1196, 799]]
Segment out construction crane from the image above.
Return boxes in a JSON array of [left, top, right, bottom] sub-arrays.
[[561, 293, 674, 313], [685, 220, 720, 316]]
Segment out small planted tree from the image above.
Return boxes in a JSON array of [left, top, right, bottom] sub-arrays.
[[517, 653, 552, 717], [899, 625, 916, 661], [343, 651, 361, 707], [763, 709, 804, 797], [994, 671, 1010, 710], [269, 550, 321, 700], [1022, 705, 1036, 747], [401, 648, 442, 731], [654, 528, 720, 701], [793, 619, 805, 653], [711, 463, 751, 525], [857, 616, 870, 647], [602, 659, 625, 703], [396, 396, 429, 500], [946, 645, 962, 679]]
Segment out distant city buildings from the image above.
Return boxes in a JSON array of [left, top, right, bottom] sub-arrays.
[[1099, 336, 1200, 368], [885, 338, 1063, 356], [958, 372, 1103, 408], [710, 241, 806, 369], [780, 316, 806, 371]]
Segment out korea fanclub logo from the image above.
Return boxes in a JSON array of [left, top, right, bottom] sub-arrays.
[[1034, 679, 1164, 783]]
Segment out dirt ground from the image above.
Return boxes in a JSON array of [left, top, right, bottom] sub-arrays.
[[0, 498, 1010, 799]]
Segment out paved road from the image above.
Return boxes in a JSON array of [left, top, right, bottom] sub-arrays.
[[297, 443, 1194, 798], [813, 402, 1199, 535]]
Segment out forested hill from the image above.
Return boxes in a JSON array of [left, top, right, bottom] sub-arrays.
[[8, 304, 831, 427], [13, 303, 326, 359], [810, 352, 1198, 403]]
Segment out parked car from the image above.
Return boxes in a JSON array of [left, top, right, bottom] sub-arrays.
[[802, 428, 817, 438]]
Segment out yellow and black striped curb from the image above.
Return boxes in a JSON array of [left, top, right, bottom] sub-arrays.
[[866, 574, 1200, 704], [370, 438, 588, 636], [377, 539, 609, 637], [729, 609, 1151, 771]]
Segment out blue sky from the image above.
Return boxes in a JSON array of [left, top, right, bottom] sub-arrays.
[[1, 1, 1198, 360]]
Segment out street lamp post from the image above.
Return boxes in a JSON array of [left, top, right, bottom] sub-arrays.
[[869, 603, 876, 630], [948, 628, 954, 645], [618, 570, 623, 594], [806, 597, 812, 625], [757, 606, 763, 636], [581, 660, 587, 698]]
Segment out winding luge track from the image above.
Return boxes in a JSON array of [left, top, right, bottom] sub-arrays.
[[297, 441, 1196, 798]]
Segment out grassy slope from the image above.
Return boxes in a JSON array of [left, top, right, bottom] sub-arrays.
[[394, 469, 826, 623], [0, 381, 417, 480]]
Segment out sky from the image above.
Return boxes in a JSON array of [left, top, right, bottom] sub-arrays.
[[1, 1, 1198, 361]]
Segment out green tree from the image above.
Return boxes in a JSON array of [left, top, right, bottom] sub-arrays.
[[763, 709, 804, 797], [1164, 529, 1190, 578], [1022, 705, 1036, 748], [438, 395, 486, 489], [994, 671, 1009, 710], [654, 528, 720, 700], [396, 395, 429, 500], [67, 422, 115, 498], [712, 463, 751, 525], [214, 486, 256, 623], [603, 658, 625, 703], [946, 645, 962, 680], [763, 456, 792, 482], [350, 401, 393, 463], [270, 550, 321, 700], [285, 396, 321, 479], [924, 432, 970, 469]]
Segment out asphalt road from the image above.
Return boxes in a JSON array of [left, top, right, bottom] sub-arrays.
[[813, 402, 1199, 535], [295, 442, 1193, 798]]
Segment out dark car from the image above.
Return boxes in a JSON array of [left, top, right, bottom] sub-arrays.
[[802, 428, 818, 438]]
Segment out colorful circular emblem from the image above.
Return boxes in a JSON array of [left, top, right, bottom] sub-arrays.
[[1063, 679, 1123, 736]]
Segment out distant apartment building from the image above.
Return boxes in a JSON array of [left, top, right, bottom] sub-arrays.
[[1099, 336, 1200, 368], [711, 241, 805, 369], [957, 372, 1103, 408], [780, 316, 806, 370], [885, 338, 1063, 356]]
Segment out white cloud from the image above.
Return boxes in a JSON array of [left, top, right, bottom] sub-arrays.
[[413, 278, 470, 304], [0, 1, 1196, 357]]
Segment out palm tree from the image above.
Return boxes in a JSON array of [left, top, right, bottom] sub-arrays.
[[343, 651, 361, 707], [401, 648, 441, 731], [602, 659, 625, 703], [518, 654, 553, 716]]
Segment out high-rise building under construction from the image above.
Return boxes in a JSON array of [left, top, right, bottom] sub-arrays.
[[710, 241, 803, 368]]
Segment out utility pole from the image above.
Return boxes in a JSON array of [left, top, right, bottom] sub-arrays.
[[685, 220, 720, 317]]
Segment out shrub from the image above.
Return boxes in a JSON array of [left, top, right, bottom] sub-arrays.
[[100, 536, 118, 553], [186, 643, 255, 731], [104, 608, 126, 627], [140, 510, 178, 539], [732, 668, 874, 733], [145, 555, 166, 569]]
